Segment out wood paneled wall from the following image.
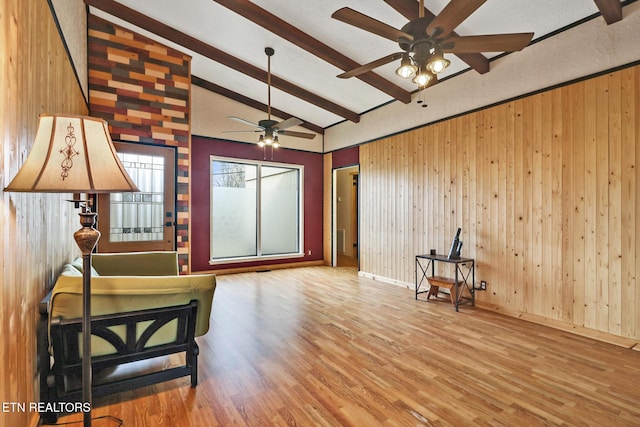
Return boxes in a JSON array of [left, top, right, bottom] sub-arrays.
[[1, 1, 88, 426], [360, 65, 640, 340], [87, 15, 192, 272]]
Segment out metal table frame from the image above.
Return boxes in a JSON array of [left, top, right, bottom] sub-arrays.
[[415, 254, 475, 311]]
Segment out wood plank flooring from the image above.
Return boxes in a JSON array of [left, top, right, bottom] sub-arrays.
[[55, 266, 640, 426]]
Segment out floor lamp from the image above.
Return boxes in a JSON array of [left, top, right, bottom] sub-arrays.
[[4, 114, 139, 426]]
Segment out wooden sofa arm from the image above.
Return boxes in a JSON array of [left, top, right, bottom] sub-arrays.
[[39, 290, 52, 316], [38, 290, 54, 423]]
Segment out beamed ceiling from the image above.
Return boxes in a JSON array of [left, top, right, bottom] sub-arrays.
[[85, 0, 626, 147]]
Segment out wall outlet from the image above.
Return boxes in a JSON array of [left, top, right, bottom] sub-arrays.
[[480, 280, 487, 291], [307, 250, 312, 256]]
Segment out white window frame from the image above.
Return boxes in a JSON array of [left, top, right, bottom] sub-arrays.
[[209, 155, 304, 264]]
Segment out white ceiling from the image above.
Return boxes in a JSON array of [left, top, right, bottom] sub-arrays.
[[89, 0, 623, 148]]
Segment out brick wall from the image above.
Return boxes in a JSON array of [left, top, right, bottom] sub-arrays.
[[88, 15, 191, 272]]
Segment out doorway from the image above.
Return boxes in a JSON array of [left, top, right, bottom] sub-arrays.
[[333, 165, 359, 268]]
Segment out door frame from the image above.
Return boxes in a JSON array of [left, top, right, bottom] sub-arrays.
[[332, 164, 360, 268], [97, 141, 177, 253]]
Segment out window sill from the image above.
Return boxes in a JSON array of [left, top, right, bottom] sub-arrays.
[[209, 252, 305, 265]]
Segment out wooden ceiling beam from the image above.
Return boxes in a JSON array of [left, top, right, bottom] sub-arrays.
[[383, 0, 490, 74], [84, 0, 360, 123], [192, 76, 324, 135], [593, 0, 622, 24], [213, 0, 413, 104]]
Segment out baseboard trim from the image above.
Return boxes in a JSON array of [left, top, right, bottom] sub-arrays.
[[207, 260, 325, 275], [358, 271, 414, 289]]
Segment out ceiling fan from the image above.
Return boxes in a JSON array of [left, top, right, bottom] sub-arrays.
[[225, 47, 315, 147], [332, 0, 534, 89]]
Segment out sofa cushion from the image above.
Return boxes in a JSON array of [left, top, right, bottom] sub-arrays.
[[60, 264, 82, 277], [70, 257, 100, 277], [91, 251, 179, 276]]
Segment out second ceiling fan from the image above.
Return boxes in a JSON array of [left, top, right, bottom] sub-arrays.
[[332, 0, 534, 88], [226, 47, 315, 146]]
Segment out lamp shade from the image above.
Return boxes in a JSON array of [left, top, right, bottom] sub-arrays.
[[4, 114, 139, 193]]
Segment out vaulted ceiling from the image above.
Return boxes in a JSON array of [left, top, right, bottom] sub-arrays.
[[86, 0, 625, 146]]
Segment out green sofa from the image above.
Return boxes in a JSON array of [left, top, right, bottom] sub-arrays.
[[39, 251, 216, 423]]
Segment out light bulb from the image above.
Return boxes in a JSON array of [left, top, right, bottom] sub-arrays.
[[426, 51, 450, 74], [413, 68, 434, 87], [264, 129, 274, 145], [395, 53, 417, 79]]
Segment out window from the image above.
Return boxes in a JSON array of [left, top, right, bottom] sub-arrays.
[[210, 157, 303, 263]]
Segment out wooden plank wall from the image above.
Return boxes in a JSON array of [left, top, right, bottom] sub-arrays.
[[0, 1, 88, 426], [87, 15, 192, 272], [360, 65, 640, 340]]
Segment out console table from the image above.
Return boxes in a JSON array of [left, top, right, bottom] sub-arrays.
[[415, 254, 475, 311]]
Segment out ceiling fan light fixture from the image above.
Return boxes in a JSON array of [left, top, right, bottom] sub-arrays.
[[413, 67, 435, 88], [226, 47, 313, 146], [426, 49, 450, 74], [395, 53, 417, 79]]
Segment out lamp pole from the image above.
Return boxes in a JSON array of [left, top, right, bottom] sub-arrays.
[[73, 203, 100, 427]]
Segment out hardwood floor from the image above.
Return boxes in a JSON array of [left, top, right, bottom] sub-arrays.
[[337, 254, 358, 268], [55, 266, 640, 426]]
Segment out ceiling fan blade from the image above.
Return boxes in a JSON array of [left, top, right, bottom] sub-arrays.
[[228, 116, 263, 129], [222, 130, 262, 134], [338, 52, 404, 79], [442, 33, 534, 53], [426, 0, 487, 39], [331, 7, 413, 43], [278, 130, 316, 139], [273, 117, 303, 130]]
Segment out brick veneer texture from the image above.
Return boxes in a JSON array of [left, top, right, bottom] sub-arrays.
[[88, 15, 191, 272]]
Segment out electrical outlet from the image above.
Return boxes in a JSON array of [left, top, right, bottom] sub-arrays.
[[307, 250, 312, 256], [480, 280, 487, 291]]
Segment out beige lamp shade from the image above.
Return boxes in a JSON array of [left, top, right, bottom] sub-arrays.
[[4, 114, 139, 193]]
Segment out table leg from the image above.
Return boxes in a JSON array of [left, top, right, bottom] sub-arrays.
[[455, 265, 459, 312]]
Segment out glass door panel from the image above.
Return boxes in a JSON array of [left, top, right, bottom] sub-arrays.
[[260, 166, 300, 255], [210, 160, 257, 259]]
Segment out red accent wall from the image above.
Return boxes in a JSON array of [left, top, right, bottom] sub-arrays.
[[332, 145, 359, 169], [191, 136, 324, 272]]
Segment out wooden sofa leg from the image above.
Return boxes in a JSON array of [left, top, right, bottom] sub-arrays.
[[40, 411, 59, 425], [38, 300, 59, 425], [190, 342, 199, 388]]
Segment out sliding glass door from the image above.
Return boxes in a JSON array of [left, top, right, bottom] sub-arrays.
[[210, 157, 303, 263]]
